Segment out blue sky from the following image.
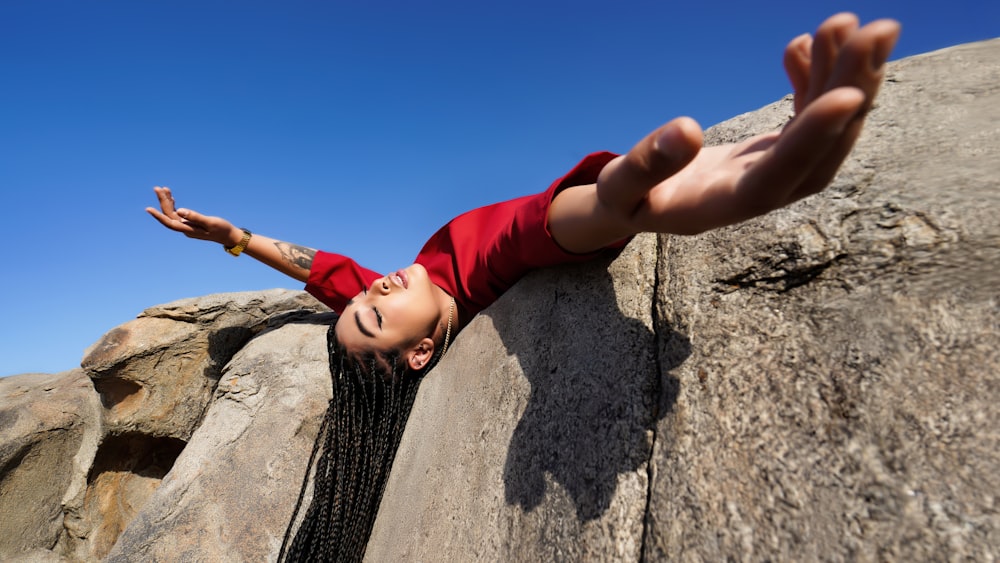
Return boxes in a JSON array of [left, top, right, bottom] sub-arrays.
[[1, 1, 996, 376]]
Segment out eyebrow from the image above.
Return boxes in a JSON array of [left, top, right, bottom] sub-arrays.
[[354, 310, 375, 338]]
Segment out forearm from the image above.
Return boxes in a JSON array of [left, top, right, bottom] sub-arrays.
[[547, 182, 635, 254], [147, 187, 318, 283], [242, 233, 316, 283], [222, 227, 316, 283]]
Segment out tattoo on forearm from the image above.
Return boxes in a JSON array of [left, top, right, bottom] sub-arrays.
[[275, 242, 316, 272]]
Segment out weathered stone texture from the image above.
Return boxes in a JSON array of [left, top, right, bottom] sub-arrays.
[[368, 234, 660, 561], [0, 370, 100, 562], [642, 39, 1000, 561], [0, 289, 330, 562], [103, 314, 335, 562], [368, 39, 1000, 561], [81, 290, 323, 441]]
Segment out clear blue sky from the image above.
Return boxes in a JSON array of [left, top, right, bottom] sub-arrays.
[[1, 1, 995, 377]]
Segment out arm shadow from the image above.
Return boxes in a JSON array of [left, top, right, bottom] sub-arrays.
[[486, 255, 689, 522]]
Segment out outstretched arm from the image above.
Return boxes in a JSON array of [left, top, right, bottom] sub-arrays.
[[145, 186, 316, 283], [548, 13, 901, 253]]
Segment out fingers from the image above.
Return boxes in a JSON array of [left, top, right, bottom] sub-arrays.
[[597, 117, 703, 216], [146, 204, 199, 235], [152, 186, 179, 217], [145, 206, 180, 229], [736, 87, 865, 213], [175, 208, 212, 231], [823, 18, 900, 112], [805, 13, 859, 107], [145, 186, 212, 238], [784, 17, 899, 201], [795, 14, 900, 115], [784, 33, 812, 114], [147, 186, 185, 231]]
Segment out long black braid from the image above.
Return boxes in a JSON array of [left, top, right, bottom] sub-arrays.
[[278, 323, 424, 562]]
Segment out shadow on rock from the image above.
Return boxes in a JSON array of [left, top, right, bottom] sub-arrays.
[[493, 259, 688, 522]]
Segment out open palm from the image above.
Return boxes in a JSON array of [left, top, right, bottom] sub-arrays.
[[598, 13, 901, 236]]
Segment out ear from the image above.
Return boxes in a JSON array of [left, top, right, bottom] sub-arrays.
[[406, 337, 435, 371]]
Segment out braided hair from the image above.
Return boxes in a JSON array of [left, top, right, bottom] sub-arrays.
[[278, 323, 429, 562]]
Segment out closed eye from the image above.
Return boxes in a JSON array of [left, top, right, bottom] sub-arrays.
[[373, 307, 382, 328]]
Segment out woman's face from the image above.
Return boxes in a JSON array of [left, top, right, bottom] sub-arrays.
[[334, 263, 442, 363]]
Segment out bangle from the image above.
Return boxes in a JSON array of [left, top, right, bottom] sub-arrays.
[[225, 228, 252, 257]]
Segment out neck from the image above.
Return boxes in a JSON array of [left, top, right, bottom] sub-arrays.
[[431, 284, 458, 340]]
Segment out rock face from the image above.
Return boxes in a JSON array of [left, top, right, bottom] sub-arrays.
[[641, 41, 1000, 560], [0, 370, 101, 562], [102, 312, 335, 563], [368, 38, 1000, 561], [1, 39, 998, 562], [0, 290, 332, 562], [366, 236, 660, 562]]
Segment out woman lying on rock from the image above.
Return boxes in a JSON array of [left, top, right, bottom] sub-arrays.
[[148, 13, 899, 562]]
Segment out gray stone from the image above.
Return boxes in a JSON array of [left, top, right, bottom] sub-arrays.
[[0, 370, 101, 562], [81, 289, 324, 441], [57, 289, 329, 562], [103, 313, 336, 562], [367, 39, 1000, 561], [368, 234, 659, 561], [0, 289, 331, 563], [643, 38, 1000, 561]]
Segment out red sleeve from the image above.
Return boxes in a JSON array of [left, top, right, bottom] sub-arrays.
[[416, 151, 623, 318], [304, 251, 382, 314]]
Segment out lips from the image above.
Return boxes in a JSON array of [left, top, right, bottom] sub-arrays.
[[390, 269, 408, 289]]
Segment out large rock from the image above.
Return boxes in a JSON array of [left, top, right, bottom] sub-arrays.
[[82, 289, 324, 441], [2, 39, 998, 562], [643, 38, 1000, 561], [368, 235, 659, 561], [367, 39, 1000, 560], [69, 289, 327, 562], [103, 313, 336, 562], [0, 370, 101, 561], [0, 289, 330, 562]]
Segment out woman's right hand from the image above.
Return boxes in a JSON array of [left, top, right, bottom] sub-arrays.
[[145, 186, 243, 247]]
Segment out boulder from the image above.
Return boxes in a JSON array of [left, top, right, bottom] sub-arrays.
[[103, 313, 335, 562], [0, 289, 330, 562], [0, 370, 101, 562], [367, 39, 1000, 561], [642, 38, 1000, 561], [367, 234, 659, 561], [81, 289, 324, 441]]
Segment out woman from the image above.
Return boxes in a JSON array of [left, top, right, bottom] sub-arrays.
[[150, 15, 899, 378], [148, 14, 900, 560]]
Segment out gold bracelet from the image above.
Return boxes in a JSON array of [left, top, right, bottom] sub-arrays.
[[224, 228, 252, 257]]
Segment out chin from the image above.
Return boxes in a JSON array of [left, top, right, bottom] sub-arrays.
[[405, 263, 432, 288]]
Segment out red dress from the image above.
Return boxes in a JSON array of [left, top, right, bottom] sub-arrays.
[[305, 152, 623, 324]]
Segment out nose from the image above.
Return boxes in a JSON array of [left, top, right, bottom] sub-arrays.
[[374, 277, 391, 295]]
